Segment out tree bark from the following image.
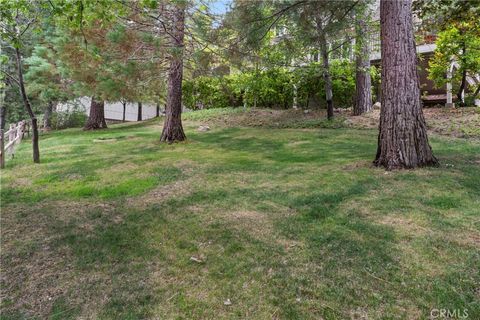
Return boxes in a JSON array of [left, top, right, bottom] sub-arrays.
[[319, 29, 334, 119], [0, 101, 6, 131], [353, 14, 372, 115], [156, 103, 160, 117], [122, 101, 126, 122], [15, 46, 40, 163], [84, 97, 107, 130], [457, 68, 467, 107], [137, 102, 142, 121], [375, 0, 437, 170], [44, 101, 54, 130], [456, 40, 467, 107], [160, 4, 186, 142]]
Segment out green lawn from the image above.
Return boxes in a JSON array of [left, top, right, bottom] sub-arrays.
[[1, 110, 479, 319]]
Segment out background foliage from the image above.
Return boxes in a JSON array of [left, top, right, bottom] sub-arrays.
[[183, 61, 379, 110]]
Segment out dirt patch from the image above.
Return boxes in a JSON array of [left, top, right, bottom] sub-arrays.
[[189, 107, 479, 139], [378, 215, 432, 236], [345, 107, 480, 138], [196, 108, 328, 128], [126, 177, 196, 209], [342, 160, 373, 171], [11, 177, 32, 188], [286, 140, 311, 147], [103, 162, 140, 175], [450, 231, 480, 248]]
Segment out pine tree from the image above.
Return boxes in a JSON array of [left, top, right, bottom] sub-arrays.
[[374, 0, 438, 169]]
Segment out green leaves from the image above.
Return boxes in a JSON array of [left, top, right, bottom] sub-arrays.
[[428, 17, 480, 92]]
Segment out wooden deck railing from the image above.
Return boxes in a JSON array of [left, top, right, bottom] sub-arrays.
[[0, 120, 29, 168]]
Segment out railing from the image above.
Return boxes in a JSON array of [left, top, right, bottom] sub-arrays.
[[0, 120, 29, 168]]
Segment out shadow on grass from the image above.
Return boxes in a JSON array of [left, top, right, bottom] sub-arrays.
[[190, 127, 376, 166]]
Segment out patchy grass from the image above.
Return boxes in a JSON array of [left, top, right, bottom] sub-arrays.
[[1, 109, 479, 319]]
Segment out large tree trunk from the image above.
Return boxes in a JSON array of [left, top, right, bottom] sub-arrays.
[[374, 0, 437, 170], [160, 4, 186, 142], [44, 101, 54, 130], [319, 30, 334, 120], [137, 102, 142, 121], [84, 97, 107, 130], [15, 46, 40, 163], [353, 13, 372, 116]]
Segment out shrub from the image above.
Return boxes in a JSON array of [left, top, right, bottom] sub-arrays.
[[293, 60, 379, 109], [51, 109, 87, 129], [183, 76, 237, 110], [182, 61, 379, 110]]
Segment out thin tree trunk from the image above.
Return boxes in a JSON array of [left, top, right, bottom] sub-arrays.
[[44, 101, 54, 130], [156, 103, 160, 117], [319, 30, 334, 120], [457, 68, 467, 107], [15, 46, 39, 163], [137, 102, 142, 121], [122, 101, 126, 122], [160, 4, 186, 142], [84, 97, 107, 130], [254, 60, 258, 108], [353, 13, 372, 116], [456, 40, 467, 107], [0, 101, 6, 131], [375, 0, 437, 170]]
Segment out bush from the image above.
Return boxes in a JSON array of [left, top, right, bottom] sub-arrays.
[[183, 70, 293, 110], [182, 61, 379, 110], [51, 109, 87, 129], [293, 60, 379, 109], [183, 76, 239, 110]]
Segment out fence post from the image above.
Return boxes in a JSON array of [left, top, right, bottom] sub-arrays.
[[16, 122, 21, 142], [9, 123, 15, 142], [18, 121, 25, 142], [0, 128, 4, 169]]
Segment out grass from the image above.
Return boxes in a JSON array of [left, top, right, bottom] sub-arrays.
[[1, 108, 479, 319]]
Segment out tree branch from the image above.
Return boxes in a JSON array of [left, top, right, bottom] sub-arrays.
[[1, 70, 21, 87]]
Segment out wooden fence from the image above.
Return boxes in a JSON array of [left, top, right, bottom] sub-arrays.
[[0, 120, 29, 169]]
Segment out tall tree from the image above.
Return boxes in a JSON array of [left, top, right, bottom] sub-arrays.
[[57, 27, 110, 130], [160, 2, 187, 142], [316, 18, 334, 119], [226, 0, 357, 119], [374, 0, 437, 170], [137, 102, 142, 121], [353, 5, 373, 115], [25, 44, 73, 130], [84, 96, 107, 129], [0, 2, 42, 163]]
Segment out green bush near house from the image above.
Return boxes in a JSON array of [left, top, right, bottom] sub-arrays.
[[182, 61, 379, 110]]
